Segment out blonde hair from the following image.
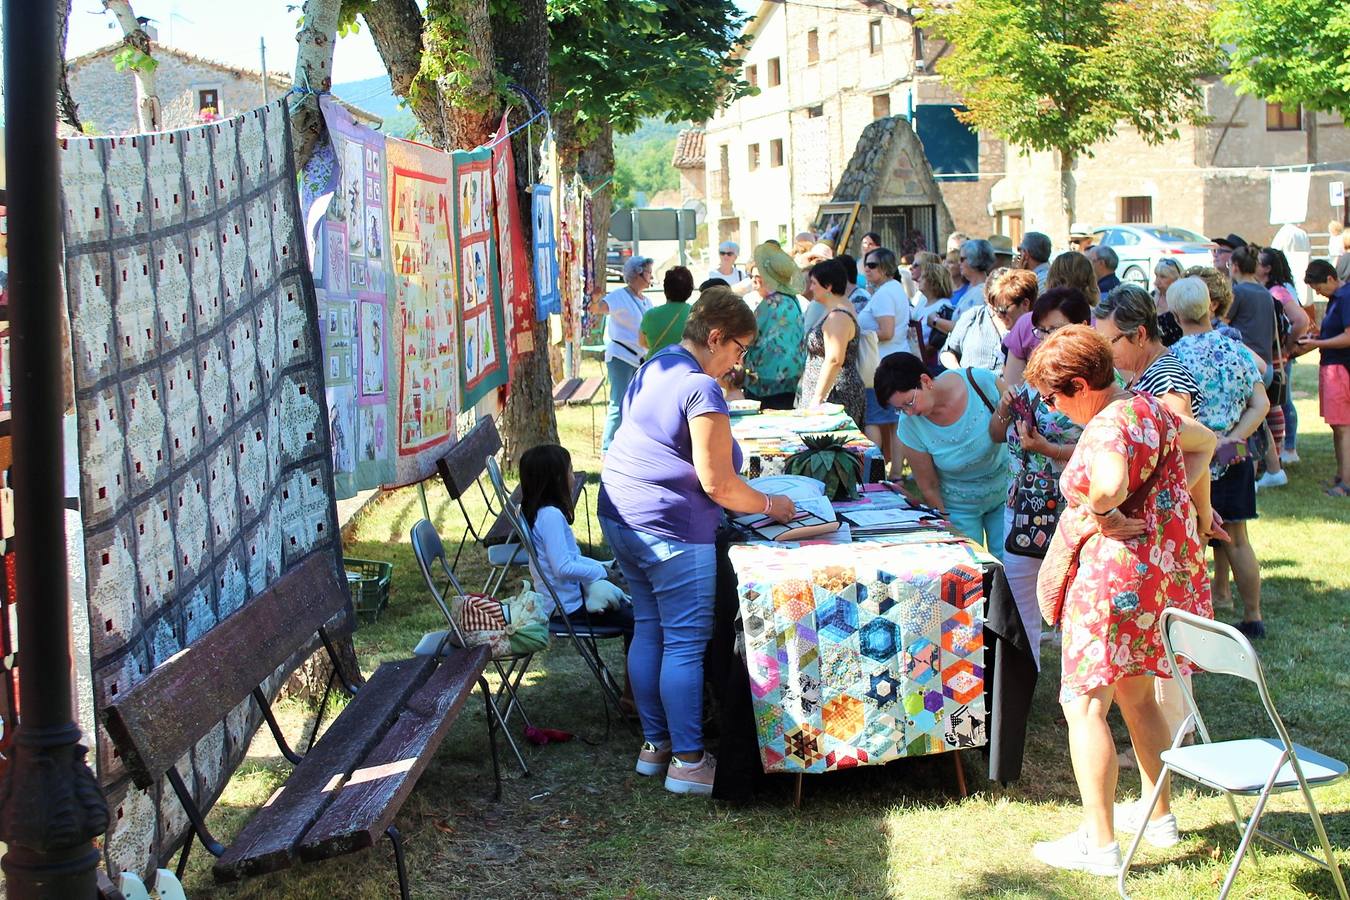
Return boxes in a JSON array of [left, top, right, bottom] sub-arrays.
[[1046, 251, 1100, 306], [1185, 265, 1233, 317], [917, 261, 952, 300]]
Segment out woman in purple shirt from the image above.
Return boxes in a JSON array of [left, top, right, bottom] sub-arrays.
[[599, 286, 796, 796]]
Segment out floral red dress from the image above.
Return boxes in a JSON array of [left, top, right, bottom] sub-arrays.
[[1056, 393, 1212, 701]]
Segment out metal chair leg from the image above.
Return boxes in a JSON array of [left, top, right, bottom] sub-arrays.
[[174, 835, 193, 880], [386, 825, 410, 900], [480, 676, 503, 800], [1117, 760, 1170, 899]]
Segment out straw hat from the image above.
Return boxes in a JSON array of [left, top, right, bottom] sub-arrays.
[[753, 242, 805, 296]]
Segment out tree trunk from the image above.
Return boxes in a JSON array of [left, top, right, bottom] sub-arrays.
[[440, 0, 499, 151], [363, 0, 449, 148], [1058, 149, 1077, 245], [290, 0, 342, 171], [492, 0, 559, 466], [102, 0, 160, 131], [57, 0, 82, 132]]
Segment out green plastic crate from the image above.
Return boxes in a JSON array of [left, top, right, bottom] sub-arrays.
[[343, 557, 393, 624]]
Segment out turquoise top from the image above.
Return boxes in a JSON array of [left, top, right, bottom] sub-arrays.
[[897, 367, 1009, 511]]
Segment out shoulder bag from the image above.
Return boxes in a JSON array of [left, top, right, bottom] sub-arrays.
[[1266, 295, 1290, 408], [1035, 424, 1170, 629]]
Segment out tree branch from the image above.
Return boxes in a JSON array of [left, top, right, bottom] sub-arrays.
[[291, 0, 342, 170], [57, 0, 82, 132], [362, 0, 449, 148], [102, 0, 160, 131]]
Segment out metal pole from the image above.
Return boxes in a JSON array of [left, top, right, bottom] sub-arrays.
[[0, 0, 109, 895], [260, 37, 269, 103]]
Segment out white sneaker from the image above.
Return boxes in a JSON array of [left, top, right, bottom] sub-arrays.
[[1280, 449, 1300, 465], [1032, 828, 1121, 876], [664, 752, 716, 796], [1114, 801, 1181, 848], [1255, 469, 1289, 490]]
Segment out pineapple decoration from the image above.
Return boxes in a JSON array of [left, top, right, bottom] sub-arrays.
[[785, 434, 861, 501]]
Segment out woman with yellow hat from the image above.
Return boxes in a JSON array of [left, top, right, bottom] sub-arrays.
[[744, 242, 807, 408]]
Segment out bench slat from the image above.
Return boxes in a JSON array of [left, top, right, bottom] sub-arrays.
[[296, 647, 491, 860], [566, 375, 604, 406], [435, 416, 503, 500], [103, 553, 350, 788], [212, 655, 438, 881], [552, 377, 581, 406]]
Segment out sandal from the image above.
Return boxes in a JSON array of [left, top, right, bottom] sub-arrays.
[[1327, 483, 1350, 498]]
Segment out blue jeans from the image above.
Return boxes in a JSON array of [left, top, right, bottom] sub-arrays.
[[1283, 359, 1299, 450], [946, 495, 1006, 561], [600, 517, 716, 754], [602, 358, 637, 451]]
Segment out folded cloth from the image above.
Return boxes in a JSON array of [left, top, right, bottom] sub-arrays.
[[585, 578, 627, 613]]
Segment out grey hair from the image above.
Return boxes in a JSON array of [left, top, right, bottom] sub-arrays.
[[1020, 231, 1052, 264], [1337, 252, 1350, 283], [1166, 276, 1211, 325], [1090, 245, 1119, 270], [960, 239, 995, 273], [1154, 257, 1184, 278], [1095, 282, 1160, 341]]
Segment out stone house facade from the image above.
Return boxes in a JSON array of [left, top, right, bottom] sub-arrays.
[[672, 128, 707, 203], [67, 42, 380, 135], [704, 1, 1350, 254]]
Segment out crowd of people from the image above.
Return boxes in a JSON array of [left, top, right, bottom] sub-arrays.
[[554, 224, 1350, 851]]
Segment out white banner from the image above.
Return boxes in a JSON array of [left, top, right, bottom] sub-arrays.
[[1269, 168, 1311, 225]]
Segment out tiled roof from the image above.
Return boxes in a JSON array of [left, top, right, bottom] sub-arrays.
[[672, 128, 705, 168]]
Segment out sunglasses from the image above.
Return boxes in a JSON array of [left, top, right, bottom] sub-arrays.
[[720, 251, 736, 256], [992, 302, 1019, 316], [865, 261, 881, 269]]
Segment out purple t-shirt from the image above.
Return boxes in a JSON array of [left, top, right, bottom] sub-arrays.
[[599, 345, 743, 544], [1003, 311, 1038, 360]]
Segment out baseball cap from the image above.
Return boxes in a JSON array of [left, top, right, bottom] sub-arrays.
[[622, 256, 654, 280]]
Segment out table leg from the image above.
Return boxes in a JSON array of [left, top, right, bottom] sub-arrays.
[[951, 750, 968, 798], [793, 773, 804, 809]]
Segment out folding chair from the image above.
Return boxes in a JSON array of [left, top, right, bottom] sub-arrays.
[[484, 456, 632, 735], [409, 518, 532, 777], [1119, 609, 1349, 900]]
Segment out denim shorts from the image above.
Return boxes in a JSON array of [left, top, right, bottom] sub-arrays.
[[864, 387, 900, 426]]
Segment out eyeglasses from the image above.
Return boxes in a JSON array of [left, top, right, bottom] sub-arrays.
[[720, 251, 736, 256], [729, 337, 750, 361], [1042, 389, 1061, 409], [1033, 322, 1066, 338], [895, 390, 919, 412], [992, 302, 1019, 316], [1109, 333, 1132, 345]]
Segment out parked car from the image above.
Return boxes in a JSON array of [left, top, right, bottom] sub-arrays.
[[1090, 224, 1215, 288], [606, 238, 632, 281]]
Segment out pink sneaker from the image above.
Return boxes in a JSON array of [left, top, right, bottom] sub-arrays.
[[635, 741, 671, 776], [664, 752, 716, 796]]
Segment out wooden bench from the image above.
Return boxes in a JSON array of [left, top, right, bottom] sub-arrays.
[[102, 553, 500, 900], [552, 377, 582, 406], [566, 374, 606, 406]]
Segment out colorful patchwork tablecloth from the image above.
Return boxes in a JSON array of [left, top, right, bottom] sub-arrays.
[[730, 540, 988, 774]]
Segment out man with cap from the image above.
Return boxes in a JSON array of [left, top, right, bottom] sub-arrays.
[[706, 241, 747, 287], [988, 234, 1016, 270], [597, 255, 656, 451], [1016, 231, 1052, 289], [1210, 233, 1247, 277], [1068, 225, 1094, 253], [746, 242, 807, 409]]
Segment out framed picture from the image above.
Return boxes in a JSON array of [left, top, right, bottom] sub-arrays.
[[814, 202, 862, 257]]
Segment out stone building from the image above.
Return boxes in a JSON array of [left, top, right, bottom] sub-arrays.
[[672, 128, 706, 203], [703, 0, 1350, 252], [67, 42, 381, 135]]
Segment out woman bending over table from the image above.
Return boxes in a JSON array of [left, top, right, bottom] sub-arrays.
[[599, 286, 796, 797], [1024, 325, 1216, 876], [797, 259, 866, 428], [875, 352, 1010, 558]]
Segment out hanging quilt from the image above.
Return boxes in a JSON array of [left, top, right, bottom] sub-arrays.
[[730, 540, 987, 774], [296, 96, 396, 499], [451, 148, 508, 408], [490, 116, 535, 377], [532, 184, 559, 320], [581, 187, 600, 339], [557, 177, 584, 351], [385, 137, 460, 485], [59, 100, 343, 878]]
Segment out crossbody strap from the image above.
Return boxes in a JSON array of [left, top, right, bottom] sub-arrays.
[[964, 367, 997, 414]]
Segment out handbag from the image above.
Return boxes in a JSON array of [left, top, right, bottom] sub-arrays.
[[1266, 298, 1290, 408], [1005, 468, 1062, 558], [857, 328, 881, 385], [1035, 433, 1170, 628]]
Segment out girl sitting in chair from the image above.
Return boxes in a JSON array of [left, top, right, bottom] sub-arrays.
[[519, 444, 637, 707]]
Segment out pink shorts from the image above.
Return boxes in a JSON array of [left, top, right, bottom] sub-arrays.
[[1321, 364, 1350, 426]]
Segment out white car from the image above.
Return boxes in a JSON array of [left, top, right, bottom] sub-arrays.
[[1091, 224, 1215, 288]]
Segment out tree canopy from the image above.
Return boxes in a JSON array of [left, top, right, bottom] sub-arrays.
[[922, 0, 1220, 162], [1212, 0, 1350, 119]]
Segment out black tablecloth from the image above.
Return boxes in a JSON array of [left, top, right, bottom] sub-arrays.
[[707, 530, 1037, 802]]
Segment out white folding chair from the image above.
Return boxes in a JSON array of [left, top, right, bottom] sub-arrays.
[[484, 456, 632, 735], [1119, 608, 1349, 899], [409, 518, 531, 776]]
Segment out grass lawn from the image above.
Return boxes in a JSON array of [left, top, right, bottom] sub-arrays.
[[181, 360, 1350, 899]]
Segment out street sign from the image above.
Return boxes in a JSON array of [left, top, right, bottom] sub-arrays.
[[1331, 181, 1345, 207], [609, 208, 696, 242]]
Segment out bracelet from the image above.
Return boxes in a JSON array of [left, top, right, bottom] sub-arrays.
[[763, 493, 774, 515], [1091, 505, 1119, 518]]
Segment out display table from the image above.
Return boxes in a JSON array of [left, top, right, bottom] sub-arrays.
[[731, 408, 882, 480], [708, 485, 1036, 804]]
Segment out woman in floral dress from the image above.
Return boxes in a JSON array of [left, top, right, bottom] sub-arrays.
[[1023, 325, 1217, 877], [797, 259, 866, 428]]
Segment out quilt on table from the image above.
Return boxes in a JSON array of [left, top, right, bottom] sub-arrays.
[[60, 100, 343, 877], [730, 541, 987, 774]]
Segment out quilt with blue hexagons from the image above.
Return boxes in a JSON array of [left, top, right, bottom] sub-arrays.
[[731, 540, 987, 773]]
